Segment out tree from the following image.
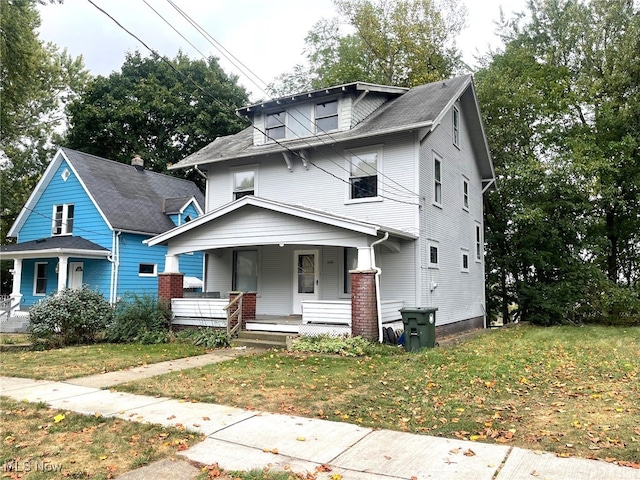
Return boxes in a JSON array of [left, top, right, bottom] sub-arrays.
[[476, 0, 640, 325], [0, 0, 88, 293], [269, 0, 467, 94], [64, 51, 249, 185]]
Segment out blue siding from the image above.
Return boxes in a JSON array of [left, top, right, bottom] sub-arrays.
[[18, 159, 112, 248], [116, 233, 203, 299], [20, 259, 57, 306]]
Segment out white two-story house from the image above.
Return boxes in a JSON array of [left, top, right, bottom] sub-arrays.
[[147, 75, 495, 339]]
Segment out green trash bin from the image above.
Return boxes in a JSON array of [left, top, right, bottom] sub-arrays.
[[400, 307, 437, 351]]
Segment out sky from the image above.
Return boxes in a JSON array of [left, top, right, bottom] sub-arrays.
[[37, 0, 527, 101]]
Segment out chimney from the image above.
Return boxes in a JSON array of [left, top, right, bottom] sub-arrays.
[[131, 154, 144, 171]]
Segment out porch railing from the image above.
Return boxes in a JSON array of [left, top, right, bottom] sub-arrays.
[[223, 292, 243, 338], [0, 295, 20, 322]]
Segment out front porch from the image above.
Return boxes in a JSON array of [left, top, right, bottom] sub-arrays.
[[169, 297, 404, 336]]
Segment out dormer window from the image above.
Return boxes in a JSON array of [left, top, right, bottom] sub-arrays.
[[266, 111, 286, 141], [315, 100, 338, 133], [52, 204, 74, 236]]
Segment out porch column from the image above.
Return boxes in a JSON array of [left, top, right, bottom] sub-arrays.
[[158, 272, 184, 307], [350, 270, 378, 341], [10, 258, 23, 309], [164, 254, 180, 273], [57, 255, 69, 292]]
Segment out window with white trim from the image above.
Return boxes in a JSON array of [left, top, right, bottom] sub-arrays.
[[232, 169, 256, 200], [461, 248, 470, 272], [265, 111, 286, 141], [475, 223, 483, 261], [462, 177, 469, 210], [52, 204, 74, 236], [434, 156, 442, 205], [348, 148, 380, 200], [34, 262, 48, 295], [315, 100, 338, 133], [139, 263, 157, 276], [428, 242, 439, 268], [233, 250, 258, 292], [452, 105, 460, 148]]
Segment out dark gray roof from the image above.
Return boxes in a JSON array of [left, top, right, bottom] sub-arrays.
[[163, 197, 194, 214], [171, 75, 479, 170], [61, 148, 204, 235], [1, 236, 109, 254]]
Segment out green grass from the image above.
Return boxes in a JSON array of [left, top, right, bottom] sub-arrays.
[[115, 325, 640, 463], [0, 333, 31, 345], [0, 343, 206, 380], [0, 397, 203, 479]]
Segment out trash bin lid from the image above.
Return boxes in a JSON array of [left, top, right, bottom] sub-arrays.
[[400, 307, 438, 313]]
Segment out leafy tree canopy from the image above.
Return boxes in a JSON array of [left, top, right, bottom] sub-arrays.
[[269, 0, 467, 95], [64, 51, 249, 185]]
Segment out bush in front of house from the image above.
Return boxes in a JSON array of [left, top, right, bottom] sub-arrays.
[[106, 293, 172, 344], [28, 287, 113, 348], [291, 334, 400, 356], [175, 328, 230, 349]]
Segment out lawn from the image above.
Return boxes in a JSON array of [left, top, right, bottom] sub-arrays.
[[0, 397, 203, 479], [0, 343, 206, 380], [115, 325, 640, 464]]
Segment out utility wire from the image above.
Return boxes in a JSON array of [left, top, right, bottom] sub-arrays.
[[87, 0, 419, 205]]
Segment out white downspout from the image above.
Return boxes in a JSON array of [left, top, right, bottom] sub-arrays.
[[108, 231, 121, 305], [370, 232, 389, 343]]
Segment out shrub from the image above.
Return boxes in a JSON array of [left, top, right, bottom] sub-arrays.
[[28, 288, 113, 347], [107, 294, 172, 343], [574, 281, 640, 326], [291, 334, 398, 356], [175, 328, 230, 349]]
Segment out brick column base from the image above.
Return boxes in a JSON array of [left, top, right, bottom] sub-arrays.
[[158, 273, 184, 309], [351, 270, 378, 341], [228, 291, 256, 331]]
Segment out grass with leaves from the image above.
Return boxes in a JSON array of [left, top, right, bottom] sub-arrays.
[[0, 343, 206, 380], [116, 325, 640, 464], [0, 397, 203, 479]]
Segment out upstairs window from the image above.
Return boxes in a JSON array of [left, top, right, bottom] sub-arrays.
[[265, 111, 286, 141], [52, 204, 74, 236], [475, 223, 483, 261], [463, 177, 469, 210], [429, 242, 439, 268], [452, 105, 460, 148], [434, 157, 442, 205], [349, 150, 379, 200], [233, 170, 255, 200], [315, 100, 338, 133]]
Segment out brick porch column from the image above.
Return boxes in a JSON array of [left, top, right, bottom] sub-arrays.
[[228, 291, 256, 330], [351, 270, 378, 341], [158, 272, 184, 309]]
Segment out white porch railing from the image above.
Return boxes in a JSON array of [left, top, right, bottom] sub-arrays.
[[170, 298, 228, 328], [301, 299, 404, 325]]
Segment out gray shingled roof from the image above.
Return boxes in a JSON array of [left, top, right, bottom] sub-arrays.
[[1, 236, 110, 254], [171, 75, 476, 170], [62, 148, 204, 235]]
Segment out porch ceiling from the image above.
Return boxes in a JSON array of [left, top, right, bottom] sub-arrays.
[[147, 196, 416, 255]]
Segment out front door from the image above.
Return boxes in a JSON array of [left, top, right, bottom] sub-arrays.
[[69, 262, 84, 289], [292, 250, 319, 314]]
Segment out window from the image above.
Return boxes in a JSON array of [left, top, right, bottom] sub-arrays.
[[349, 150, 379, 200], [452, 105, 460, 148], [428, 243, 439, 268], [315, 100, 338, 133], [463, 178, 469, 210], [233, 170, 255, 200], [475, 223, 482, 261], [34, 262, 47, 295], [139, 263, 157, 276], [461, 248, 470, 272], [265, 111, 286, 141], [52, 204, 74, 236], [434, 157, 442, 205], [233, 250, 258, 291], [342, 247, 358, 294]]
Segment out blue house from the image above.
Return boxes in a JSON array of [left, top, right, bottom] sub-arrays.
[[1, 147, 204, 322]]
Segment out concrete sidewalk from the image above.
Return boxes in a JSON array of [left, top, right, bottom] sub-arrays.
[[1, 372, 638, 479]]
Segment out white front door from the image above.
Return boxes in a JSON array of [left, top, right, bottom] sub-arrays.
[[292, 250, 319, 314], [69, 262, 84, 289]]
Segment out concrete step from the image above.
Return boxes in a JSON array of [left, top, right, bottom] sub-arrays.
[[232, 330, 295, 350], [0, 320, 29, 333]]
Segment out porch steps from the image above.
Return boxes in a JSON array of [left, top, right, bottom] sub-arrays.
[[0, 318, 29, 333], [232, 331, 295, 350]]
